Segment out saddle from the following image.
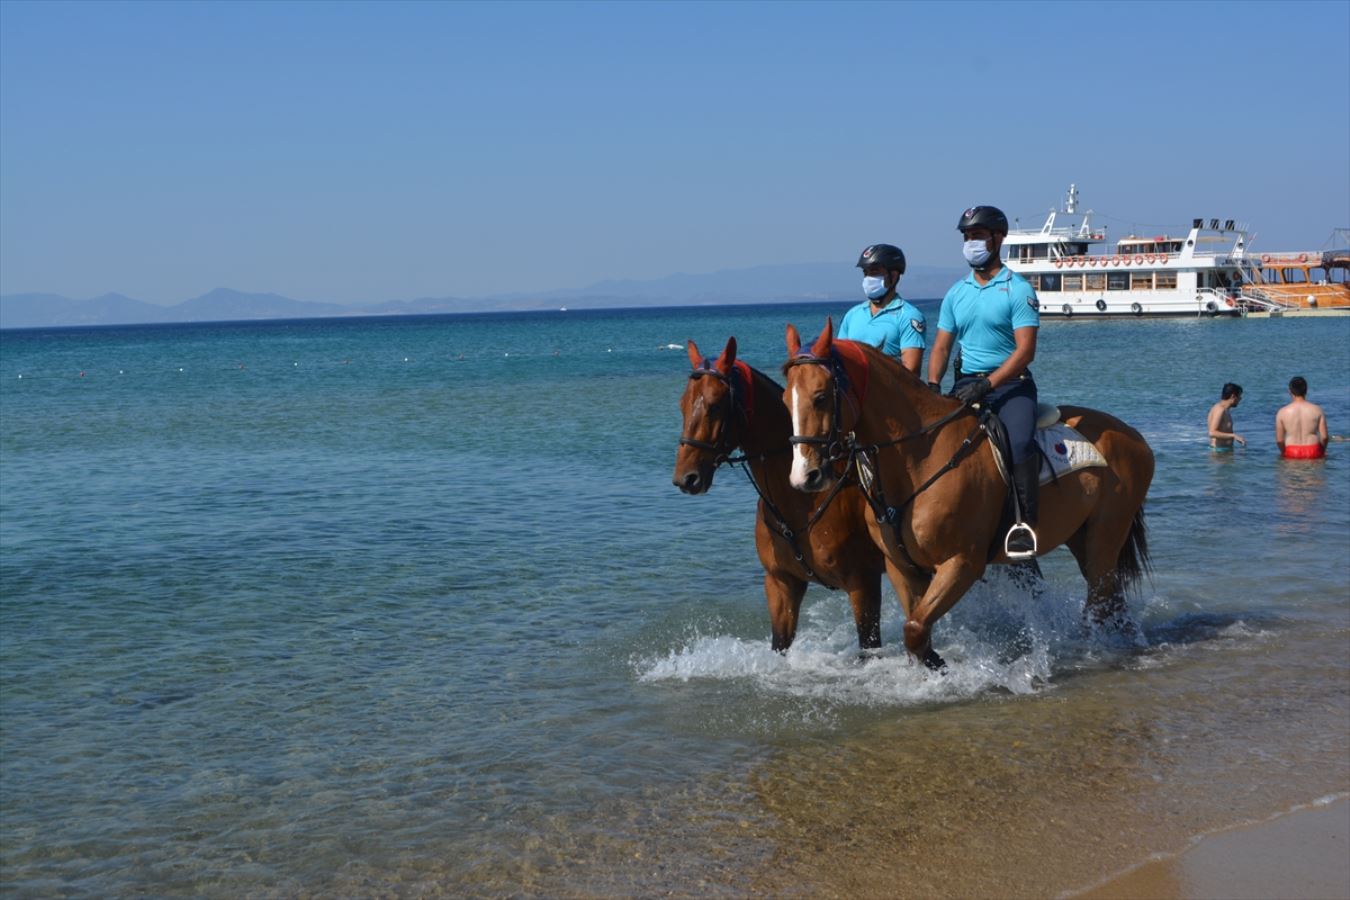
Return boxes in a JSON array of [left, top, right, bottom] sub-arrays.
[[981, 403, 1107, 560], [983, 402, 1107, 486]]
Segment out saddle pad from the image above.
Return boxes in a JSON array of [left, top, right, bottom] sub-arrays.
[[987, 421, 1108, 486], [1036, 422, 1107, 484]]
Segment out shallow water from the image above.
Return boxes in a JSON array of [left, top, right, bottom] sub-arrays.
[[2, 305, 1348, 895]]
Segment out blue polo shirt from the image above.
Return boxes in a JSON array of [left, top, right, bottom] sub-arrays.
[[837, 296, 927, 359], [937, 267, 1039, 374]]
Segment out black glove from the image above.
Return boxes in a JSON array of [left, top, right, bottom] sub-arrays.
[[927, 381, 942, 394], [952, 376, 992, 405]]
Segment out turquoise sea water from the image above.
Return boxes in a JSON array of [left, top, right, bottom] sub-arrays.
[[2, 304, 1348, 896]]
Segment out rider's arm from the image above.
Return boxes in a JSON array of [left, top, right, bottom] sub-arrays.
[[927, 329, 954, 386], [988, 326, 1036, 389], [899, 346, 923, 375]]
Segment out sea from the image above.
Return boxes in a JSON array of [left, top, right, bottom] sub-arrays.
[[2, 302, 1348, 897]]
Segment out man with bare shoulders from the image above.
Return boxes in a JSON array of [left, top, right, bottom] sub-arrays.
[[1276, 376, 1328, 459], [1208, 382, 1245, 450]]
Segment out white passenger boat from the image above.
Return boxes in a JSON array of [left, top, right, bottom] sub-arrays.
[[1004, 185, 1251, 318]]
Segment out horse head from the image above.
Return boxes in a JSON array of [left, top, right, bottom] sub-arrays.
[[783, 318, 861, 492], [673, 336, 743, 494]]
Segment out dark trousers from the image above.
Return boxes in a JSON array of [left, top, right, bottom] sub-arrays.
[[954, 373, 1038, 463]]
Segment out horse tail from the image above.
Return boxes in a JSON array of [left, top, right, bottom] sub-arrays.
[[1116, 506, 1153, 595]]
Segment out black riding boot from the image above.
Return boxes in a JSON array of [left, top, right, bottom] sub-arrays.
[[1005, 457, 1040, 559]]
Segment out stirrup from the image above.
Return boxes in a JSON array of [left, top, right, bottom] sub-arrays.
[[1004, 522, 1038, 560]]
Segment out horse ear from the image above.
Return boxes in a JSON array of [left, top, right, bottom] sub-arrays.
[[785, 323, 802, 357], [714, 336, 737, 375], [810, 316, 834, 357], [686, 339, 701, 370]]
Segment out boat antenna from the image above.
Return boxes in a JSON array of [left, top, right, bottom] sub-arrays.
[[1064, 183, 1078, 214]]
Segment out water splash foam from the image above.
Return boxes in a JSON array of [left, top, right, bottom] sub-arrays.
[[635, 571, 1274, 708]]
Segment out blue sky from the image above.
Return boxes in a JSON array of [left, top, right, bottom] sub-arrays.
[[2, 0, 1347, 304]]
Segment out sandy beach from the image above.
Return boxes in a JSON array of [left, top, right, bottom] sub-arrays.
[[1078, 796, 1350, 900]]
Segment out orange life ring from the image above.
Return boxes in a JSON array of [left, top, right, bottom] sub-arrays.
[[1111, 256, 1121, 266], [1135, 255, 1144, 265], [1088, 258, 1098, 267], [1145, 254, 1156, 264], [1158, 255, 1167, 265], [1077, 256, 1086, 267], [1054, 258, 1063, 268], [1261, 254, 1272, 263], [1298, 253, 1308, 262], [1225, 298, 1235, 307]]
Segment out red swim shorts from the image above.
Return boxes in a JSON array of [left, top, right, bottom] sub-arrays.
[[1282, 443, 1326, 460]]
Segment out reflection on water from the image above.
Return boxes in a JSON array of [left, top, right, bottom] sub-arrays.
[[1274, 458, 1329, 537]]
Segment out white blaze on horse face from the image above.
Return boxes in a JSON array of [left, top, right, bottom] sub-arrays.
[[789, 384, 813, 488]]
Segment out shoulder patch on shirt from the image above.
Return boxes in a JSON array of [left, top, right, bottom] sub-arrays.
[[1027, 295, 1040, 311], [911, 318, 925, 333]]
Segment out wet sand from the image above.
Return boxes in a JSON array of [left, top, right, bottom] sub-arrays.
[[439, 626, 1350, 898], [1078, 797, 1350, 900]]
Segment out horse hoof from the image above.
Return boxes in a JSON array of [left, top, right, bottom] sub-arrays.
[[922, 647, 948, 672]]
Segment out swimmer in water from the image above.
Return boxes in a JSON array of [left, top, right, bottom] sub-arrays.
[[1275, 376, 1328, 460], [1207, 382, 1245, 450]]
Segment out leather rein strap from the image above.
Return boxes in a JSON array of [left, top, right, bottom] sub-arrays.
[[676, 362, 826, 583]]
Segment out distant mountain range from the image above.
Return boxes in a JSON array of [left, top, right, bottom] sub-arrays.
[[0, 263, 963, 329]]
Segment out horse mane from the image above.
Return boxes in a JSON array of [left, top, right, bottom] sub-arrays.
[[745, 362, 784, 394]]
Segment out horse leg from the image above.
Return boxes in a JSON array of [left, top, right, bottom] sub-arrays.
[[846, 581, 883, 652], [1065, 522, 1133, 631], [883, 557, 930, 620], [904, 558, 983, 669], [765, 572, 809, 653]]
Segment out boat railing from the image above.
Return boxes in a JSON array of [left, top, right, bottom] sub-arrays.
[[1232, 287, 1291, 312]]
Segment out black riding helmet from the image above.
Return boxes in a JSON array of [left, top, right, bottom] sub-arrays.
[[856, 243, 906, 274], [957, 206, 1009, 235]]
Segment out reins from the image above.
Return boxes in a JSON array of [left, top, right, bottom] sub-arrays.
[[785, 350, 993, 570], [677, 361, 828, 582]]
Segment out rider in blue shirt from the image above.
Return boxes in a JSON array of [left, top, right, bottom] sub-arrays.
[[838, 243, 926, 374], [927, 206, 1041, 558]]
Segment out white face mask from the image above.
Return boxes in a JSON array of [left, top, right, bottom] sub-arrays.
[[862, 275, 889, 301], [963, 239, 992, 268]]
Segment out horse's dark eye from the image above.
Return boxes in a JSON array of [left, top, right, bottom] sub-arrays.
[[813, 393, 828, 409]]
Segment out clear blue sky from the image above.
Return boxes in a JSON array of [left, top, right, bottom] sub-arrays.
[[2, 0, 1347, 304]]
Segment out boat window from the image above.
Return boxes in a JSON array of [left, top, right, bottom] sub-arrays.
[[1024, 274, 1039, 289], [1309, 267, 1328, 285], [1085, 273, 1106, 290], [1040, 273, 1061, 292], [1062, 274, 1083, 290], [1131, 273, 1153, 290], [1107, 272, 1129, 290], [1283, 268, 1307, 284], [1155, 271, 1178, 290]]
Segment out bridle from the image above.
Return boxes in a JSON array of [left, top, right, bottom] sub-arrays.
[[675, 358, 827, 583], [676, 359, 747, 464], [783, 345, 990, 570], [784, 350, 856, 465]]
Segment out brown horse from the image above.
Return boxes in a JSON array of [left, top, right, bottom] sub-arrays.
[[673, 337, 887, 653], [783, 318, 1154, 669]]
